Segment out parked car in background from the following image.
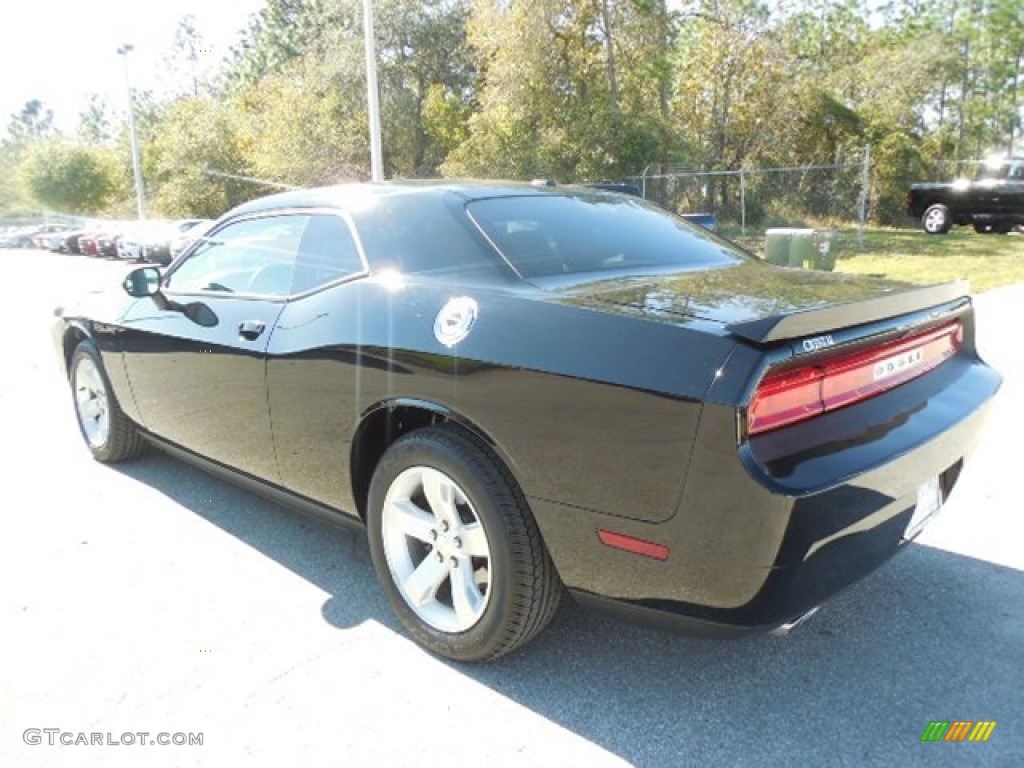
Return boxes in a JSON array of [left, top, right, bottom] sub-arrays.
[[167, 219, 215, 263], [95, 223, 133, 259], [0, 224, 66, 249], [141, 219, 208, 265], [43, 231, 66, 251], [56, 228, 93, 254], [77, 229, 105, 256], [116, 222, 149, 261], [54, 181, 1001, 661], [1, 225, 46, 248], [74, 223, 124, 258], [908, 156, 1024, 234], [115, 220, 174, 264]]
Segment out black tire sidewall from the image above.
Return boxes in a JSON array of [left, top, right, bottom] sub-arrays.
[[367, 429, 522, 662]]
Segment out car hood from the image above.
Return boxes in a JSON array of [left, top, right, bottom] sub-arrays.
[[542, 261, 968, 343]]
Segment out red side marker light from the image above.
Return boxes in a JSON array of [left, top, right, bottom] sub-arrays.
[[597, 529, 670, 561]]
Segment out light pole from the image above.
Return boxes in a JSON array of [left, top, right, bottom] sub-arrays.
[[117, 44, 146, 220], [362, 0, 383, 182]]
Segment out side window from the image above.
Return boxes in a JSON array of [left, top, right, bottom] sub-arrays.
[[1009, 164, 1024, 180], [352, 194, 501, 276], [291, 214, 364, 294], [166, 215, 308, 296]]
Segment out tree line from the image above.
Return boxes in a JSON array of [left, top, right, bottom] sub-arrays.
[[2, 0, 1021, 226]]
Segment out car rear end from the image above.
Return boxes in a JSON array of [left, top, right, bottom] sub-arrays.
[[560, 285, 999, 634], [702, 285, 996, 623]]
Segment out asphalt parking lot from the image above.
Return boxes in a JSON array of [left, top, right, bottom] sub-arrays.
[[1, 248, 1022, 768]]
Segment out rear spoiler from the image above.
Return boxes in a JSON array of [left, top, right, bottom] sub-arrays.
[[727, 280, 971, 344]]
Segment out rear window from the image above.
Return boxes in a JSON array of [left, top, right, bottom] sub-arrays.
[[467, 194, 745, 279]]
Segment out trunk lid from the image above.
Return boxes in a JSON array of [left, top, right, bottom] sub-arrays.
[[542, 261, 969, 343]]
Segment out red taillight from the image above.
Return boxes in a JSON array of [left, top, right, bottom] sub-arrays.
[[748, 321, 962, 436], [744, 366, 824, 434]]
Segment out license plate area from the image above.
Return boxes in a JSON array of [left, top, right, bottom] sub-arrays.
[[905, 476, 942, 539]]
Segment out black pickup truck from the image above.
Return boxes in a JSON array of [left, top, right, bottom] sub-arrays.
[[907, 157, 1024, 234]]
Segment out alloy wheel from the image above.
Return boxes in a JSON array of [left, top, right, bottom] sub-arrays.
[[74, 357, 110, 448], [380, 466, 492, 634], [924, 208, 948, 233]]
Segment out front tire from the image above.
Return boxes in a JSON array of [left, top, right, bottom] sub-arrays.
[[367, 426, 562, 661], [922, 204, 952, 234], [69, 341, 145, 463]]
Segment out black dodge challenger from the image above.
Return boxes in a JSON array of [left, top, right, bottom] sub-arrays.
[[54, 182, 1001, 661]]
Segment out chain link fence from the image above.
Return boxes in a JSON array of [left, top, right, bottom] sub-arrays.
[[623, 148, 872, 238]]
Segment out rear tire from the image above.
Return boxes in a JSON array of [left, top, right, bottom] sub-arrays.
[[973, 221, 1011, 235], [69, 341, 145, 463], [922, 204, 952, 234], [367, 425, 562, 661]]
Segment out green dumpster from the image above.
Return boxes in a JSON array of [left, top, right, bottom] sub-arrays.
[[812, 229, 837, 271], [763, 228, 838, 271], [764, 228, 795, 265], [789, 230, 816, 268]]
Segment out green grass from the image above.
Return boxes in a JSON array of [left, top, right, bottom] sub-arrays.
[[734, 226, 1024, 294]]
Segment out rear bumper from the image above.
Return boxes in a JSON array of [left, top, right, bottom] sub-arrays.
[[538, 456, 967, 633], [531, 357, 1000, 633]]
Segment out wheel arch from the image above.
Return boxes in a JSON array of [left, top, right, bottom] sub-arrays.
[[349, 399, 520, 523], [61, 322, 94, 375]]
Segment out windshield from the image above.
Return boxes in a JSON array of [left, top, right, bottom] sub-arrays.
[[467, 194, 746, 280]]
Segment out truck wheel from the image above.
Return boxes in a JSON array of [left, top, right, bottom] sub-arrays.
[[973, 222, 1011, 235], [922, 205, 952, 234]]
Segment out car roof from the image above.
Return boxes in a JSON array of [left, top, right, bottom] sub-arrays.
[[227, 180, 604, 218]]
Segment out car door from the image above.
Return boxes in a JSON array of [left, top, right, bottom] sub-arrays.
[[119, 213, 308, 481], [264, 212, 370, 510]]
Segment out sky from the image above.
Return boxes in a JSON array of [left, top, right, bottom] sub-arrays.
[[1, 0, 266, 133]]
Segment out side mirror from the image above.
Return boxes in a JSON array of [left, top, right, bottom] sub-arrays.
[[123, 266, 161, 297]]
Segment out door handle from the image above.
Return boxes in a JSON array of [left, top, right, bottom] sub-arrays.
[[238, 320, 266, 341]]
